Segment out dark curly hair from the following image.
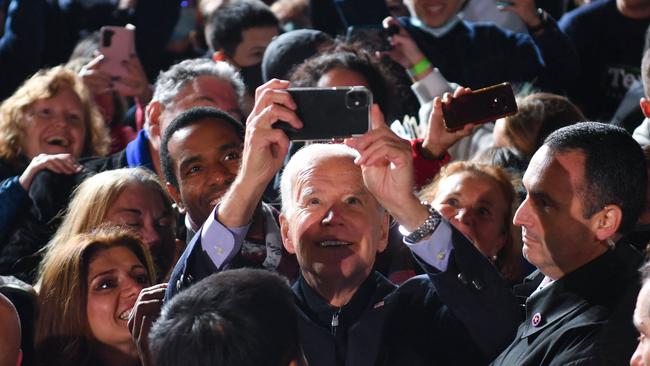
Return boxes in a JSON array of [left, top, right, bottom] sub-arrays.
[[290, 42, 396, 121]]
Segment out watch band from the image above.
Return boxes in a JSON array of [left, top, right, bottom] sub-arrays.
[[402, 202, 442, 243]]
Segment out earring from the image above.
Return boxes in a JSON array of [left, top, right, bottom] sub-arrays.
[[606, 238, 616, 250]]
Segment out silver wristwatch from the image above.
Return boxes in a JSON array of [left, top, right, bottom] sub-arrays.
[[401, 202, 442, 243]]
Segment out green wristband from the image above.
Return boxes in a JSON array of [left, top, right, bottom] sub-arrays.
[[409, 58, 431, 77]]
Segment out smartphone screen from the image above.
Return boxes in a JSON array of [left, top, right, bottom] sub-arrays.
[[273, 87, 372, 141], [442, 82, 518, 131]]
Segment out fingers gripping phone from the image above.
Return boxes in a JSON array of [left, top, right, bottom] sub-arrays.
[[442, 82, 518, 131], [99, 25, 136, 80], [273, 87, 373, 141], [346, 23, 400, 52]]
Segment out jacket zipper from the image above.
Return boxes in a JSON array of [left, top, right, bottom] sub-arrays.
[[331, 309, 340, 336]]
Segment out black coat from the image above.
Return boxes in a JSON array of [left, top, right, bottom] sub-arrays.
[[293, 228, 521, 366], [166, 203, 300, 300], [491, 243, 642, 365], [0, 151, 127, 283]]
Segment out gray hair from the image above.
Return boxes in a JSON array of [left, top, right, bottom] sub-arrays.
[[150, 58, 245, 114], [641, 261, 650, 283], [279, 143, 359, 215]]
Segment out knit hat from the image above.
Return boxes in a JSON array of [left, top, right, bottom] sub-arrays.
[[261, 29, 333, 82]]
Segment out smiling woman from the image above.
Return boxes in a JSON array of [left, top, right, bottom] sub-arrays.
[[0, 66, 110, 242], [35, 226, 155, 366], [419, 161, 525, 283], [42, 168, 178, 283]]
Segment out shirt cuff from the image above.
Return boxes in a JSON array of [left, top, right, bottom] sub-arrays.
[[411, 138, 451, 188], [411, 68, 453, 105], [200, 203, 251, 269], [404, 219, 453, 271]]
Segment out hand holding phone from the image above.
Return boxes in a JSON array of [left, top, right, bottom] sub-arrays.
[[441, 82, 518, 131], [346, 24, 395, 52], [380, 17, 428, 73], [273, 86, 372, 141], [420, 87, 476, 159]]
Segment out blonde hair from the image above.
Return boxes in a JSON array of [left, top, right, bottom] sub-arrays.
[[419, 161, 524, 283], [35, 225, 155, 366], [41, 168, 172, 279], [0, 66, 110, 166]]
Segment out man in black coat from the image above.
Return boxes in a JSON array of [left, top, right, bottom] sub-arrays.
[[180, 80, 521, 365], [491, 122, 647, 365]]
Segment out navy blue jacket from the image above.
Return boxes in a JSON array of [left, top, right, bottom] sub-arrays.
[[165, 204, 299, 300], [401, 16, 578, 93], [0, 0, 46, 101], [559, 0, 650, 120], [293, 227, 521, 366]]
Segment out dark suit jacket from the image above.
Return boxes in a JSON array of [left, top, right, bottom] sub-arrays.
[[165, 204, 299, 300], [294, 227, 521, 366], [491, 243, 642, 365]]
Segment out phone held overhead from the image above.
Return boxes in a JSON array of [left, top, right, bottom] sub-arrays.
[[442, 82, 518, 131], [99, 24, 136, 81], [273, 86, 372, 141]]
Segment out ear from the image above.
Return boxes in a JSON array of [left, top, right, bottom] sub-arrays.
[[376, 211, 390, 254], [279, 214, 296, 254], [166, 182, 186, 214], [146, 101, 164, 142], [640, 97, 650, 119], [591, 204, 622, 242]]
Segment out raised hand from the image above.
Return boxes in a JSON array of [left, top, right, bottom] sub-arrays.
[[19, 153, 82, 190], [111, 54, 153, 103], [421, 87, 476, 159], [497, 0, 543, 29], [217, 79, 302, 227], [346, 105, 413, 205], [345, 106, 428, 230], [127, 283, 167, 366], [379, 17, 431, 81], [239, 79, 300, 183], [79, 54, 112, 96]]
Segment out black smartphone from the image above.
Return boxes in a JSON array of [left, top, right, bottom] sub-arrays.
[[273, 87, 372, 141], [442, 82, 518, 131]]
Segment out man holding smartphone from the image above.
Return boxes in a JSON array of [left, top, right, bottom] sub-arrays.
[[164, 78, 522, 365]]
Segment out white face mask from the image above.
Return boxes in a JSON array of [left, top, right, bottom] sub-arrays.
[[410, 15, 461, 38]]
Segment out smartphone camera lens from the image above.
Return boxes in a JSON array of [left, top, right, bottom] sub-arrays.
[[346, 90, 369, 110], [102, 29, 115, 47]]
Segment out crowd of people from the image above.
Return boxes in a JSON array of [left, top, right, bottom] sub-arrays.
[[1, 0, 650, 365]]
